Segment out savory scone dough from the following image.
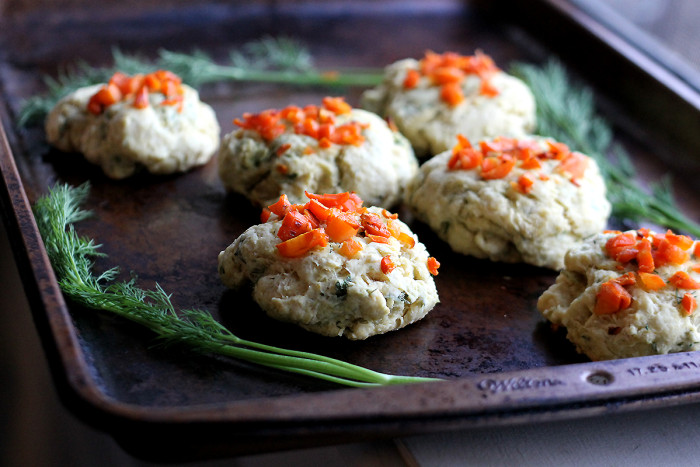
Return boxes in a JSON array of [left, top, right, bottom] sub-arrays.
[[45, 71, 220, 179], [218, 194, 439, 339], [361, 51, 536, 156], [218, 97, 418, 208], [538, 229, 700, 360], [405, 136, 611, 270]]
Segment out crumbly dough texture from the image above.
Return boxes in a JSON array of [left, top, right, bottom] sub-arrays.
[[538, 232, 700, 360], [218, 207, 439, 340], [218, 108, 418, 208], [360, 58, 536, 156], [404, 137, 611, 270], [45, 84, 220, 179]]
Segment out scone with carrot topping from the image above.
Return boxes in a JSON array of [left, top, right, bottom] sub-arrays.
[[218, 191, 440, 340], [404, 135, 611, 270], [218, 97, 418, 208], [538, 229, 700, 360], [45, 70, 220, 179], [360, 51, 536, 157]]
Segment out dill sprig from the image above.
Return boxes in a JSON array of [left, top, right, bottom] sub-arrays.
[[33, 183, 439, 387], [512, 59, 700, 237], [18, 37, 384, 127]]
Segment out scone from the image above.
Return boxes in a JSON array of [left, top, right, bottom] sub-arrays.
[[218, 191, 440, 340], [404, 135, 611, 270], [45, 70, 220, 179], [361, 51, 536, 156], [218, 97, 418, 208], [538, 229, 700, 360]]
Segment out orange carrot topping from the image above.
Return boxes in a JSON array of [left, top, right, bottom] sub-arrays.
[[682, 293, 697, 315], [638, 272, 665, 291], [267, 194, 292, 217], [276, 229, 329, 258], [277, 210, 314, 241], [397, 232, 416, 248], [276, 164, 289, 175], [481, 155, 516, 180], [325, 211, 360, 243], [88, 70, 184, 114], [516, 173, 535, 194], [235, 97, 365, 147], [427, 257, 440, 275], [361, 213, 391, 237], [600, 230, 700, 314], [654, 238, 690, 267], [446, 136, 587, 187], [405, 50, 500, 106], [440, 82, 465, 106], [338, 238, 363, 258], [382, 209, 399, 220], [403, 69, 420, 89], [380, 256, 396, 274], [305, 198, 332, 221], [594, 280, 632, 315], [367, 234, 391, 244], [276, 143, 292, 157], [669, 271, 700, 289], [270, 192, 437, 272], [695, 242, 700, 257]]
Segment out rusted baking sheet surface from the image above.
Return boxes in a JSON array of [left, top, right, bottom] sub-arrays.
[[1, 0, 699, 461]]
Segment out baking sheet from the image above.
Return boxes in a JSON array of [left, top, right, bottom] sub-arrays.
[[1, 0, 700, 460]]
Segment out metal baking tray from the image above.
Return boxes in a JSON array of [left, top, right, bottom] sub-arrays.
[[1, 0, 699, 461]]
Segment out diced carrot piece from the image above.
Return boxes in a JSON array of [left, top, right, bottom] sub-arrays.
[[397, 232, 416, 248], [361, 213, 391, 237], [605, 232, 637, 261], [664, 230, 694, 250], [260, 208, 272, 223], [325, 211, 360, 243], [427, 257, 440, 275], [305, 191, 351, 209], [305, 199, 332, 221], [654, 238, 690, 267], [692, 264, 700, 274], [276, 229, 328, 258], [638, 272, 665, 291], [480, 78, 499, 97], [516, 173, 535, 194], [669, 271, 700, 289], [386, 219, 402, 239], [556, 152, 588, 180], [380, 256, 396, 274], [431, 66, 464, 84], [449, 147, 483, 170], [268, 194, 291, 217], [276, 143, 292, 157], [682, 293, 697, 315], [694, 242, 700, 257], [615, 272, 637, 286], [366, 234, 391, 244], [481, 155, 515, 179], [520, 157, 542, 170], [338, 238, 363, 258], [403, 69, 421, 89], [322, 96, 352, 115], [277, 210, 313, 241], [546, 141, 570, 160], [636, 238, 655, 273], [594, 280, 632, 315], [382, 209, 399, 220], [280, 106, 304, 124], [440, 82, 464, 106], [133, 86, 150, 109]]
